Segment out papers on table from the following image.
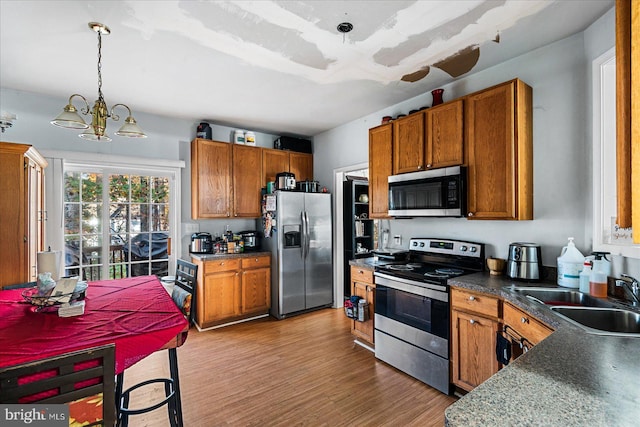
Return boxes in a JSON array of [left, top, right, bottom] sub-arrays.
[[58, 300, 85, 317], [49, 277, 78, 304]]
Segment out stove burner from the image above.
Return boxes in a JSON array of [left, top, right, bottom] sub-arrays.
[[435, 268, 464, 276], [387, 264, 414, 271], [406, 263, 423, 268], [424, 272, 449, 278]]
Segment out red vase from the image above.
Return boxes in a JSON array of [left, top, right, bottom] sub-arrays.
[[431, 89, 444, 106]]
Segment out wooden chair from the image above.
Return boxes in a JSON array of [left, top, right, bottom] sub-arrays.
[[116, 259, 198, 427], [0, 344, 116, 427]]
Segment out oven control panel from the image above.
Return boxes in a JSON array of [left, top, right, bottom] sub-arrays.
[[409, 238, 483, 258]]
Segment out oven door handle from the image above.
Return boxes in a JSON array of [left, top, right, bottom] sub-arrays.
[[374, 272, 448, 302]]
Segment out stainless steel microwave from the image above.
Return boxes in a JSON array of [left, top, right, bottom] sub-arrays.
[[388, 166, 466, 217]]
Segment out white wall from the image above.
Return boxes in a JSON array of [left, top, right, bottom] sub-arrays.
[[314, 7, 640, 278]]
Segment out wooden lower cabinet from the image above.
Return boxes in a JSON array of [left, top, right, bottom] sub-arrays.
[[451, 308, 500, 392], [350, 266, 375, 346], [451, 287, 555, 392], [193, 255, 271, 329]]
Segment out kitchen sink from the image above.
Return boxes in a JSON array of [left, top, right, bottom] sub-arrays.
[[549, 306, 640, 337], [507, 287, 613, 308]]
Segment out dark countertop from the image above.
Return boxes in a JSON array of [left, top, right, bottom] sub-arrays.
[[445, 272, 640, 426], [349, 256, 405, 270], [190, 251, 271, 261]]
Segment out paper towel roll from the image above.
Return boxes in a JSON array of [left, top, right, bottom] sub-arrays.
[[37, 250, 62, 281]]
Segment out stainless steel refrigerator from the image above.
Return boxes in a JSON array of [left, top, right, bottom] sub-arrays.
[[259, 191, 333, 319]]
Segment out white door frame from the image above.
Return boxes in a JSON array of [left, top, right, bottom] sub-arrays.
[[333, 162, 368, 308]]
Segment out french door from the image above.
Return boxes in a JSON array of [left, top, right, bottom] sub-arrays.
[[63, 167, 175, 281]]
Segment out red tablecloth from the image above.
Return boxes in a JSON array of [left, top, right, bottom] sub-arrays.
[[0, 276, 188, 374]]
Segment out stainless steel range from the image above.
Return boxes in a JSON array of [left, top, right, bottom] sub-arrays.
[[374, 238, 485, 394]]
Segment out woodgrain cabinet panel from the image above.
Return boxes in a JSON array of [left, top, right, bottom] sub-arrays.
[[262, 148, 290, 186], [368, 124, 392, 219], [0, 142, 47, 288], [232, 144, 263, 217], [393, 113, 425, 174], [426, 99, 464, 168], [465, 79, 533, 220], [350, 265, 376, 346], [503, 302, 553, 346], [191, 139, 232, 218], [289, 152, 313, 182]]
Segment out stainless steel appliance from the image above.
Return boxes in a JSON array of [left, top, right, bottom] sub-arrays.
[[374, 238, 485, 394], [259, 191, 333, 319], [296, 180, 318, 193], [506, 242, 542, 281], [387, 166, 466, 217], [276, 172, 296, 190], [239, 231, 259, 252], [190, 232, 212, 254]]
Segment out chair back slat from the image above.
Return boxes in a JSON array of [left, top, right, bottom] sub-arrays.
[[0, 344, 116, 425], [174, 259, 198, 325]]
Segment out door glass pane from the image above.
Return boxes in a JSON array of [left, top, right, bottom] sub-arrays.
[[64, 169, 172, 280]]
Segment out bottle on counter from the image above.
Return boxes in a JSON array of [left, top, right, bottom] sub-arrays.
[[579, 260, 592, 294], [589, 266, 608, 298], [557, 237, 584, 288]]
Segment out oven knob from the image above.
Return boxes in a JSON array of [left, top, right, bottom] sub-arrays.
[[460, 246, 468, 252], [470, 247, 477, 253], [412, 241, 418, 247], [419, 242, 425, 247]]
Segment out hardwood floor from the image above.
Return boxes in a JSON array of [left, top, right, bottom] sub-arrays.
[[121, 308, 457, 426]]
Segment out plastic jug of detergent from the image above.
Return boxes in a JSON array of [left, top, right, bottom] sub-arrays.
[[557, 237, 584, 288]]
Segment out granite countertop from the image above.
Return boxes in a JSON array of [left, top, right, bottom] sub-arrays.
[[445, 272, 640, 426], [190, 251, 271, 261], [349, 256, 404, 270]]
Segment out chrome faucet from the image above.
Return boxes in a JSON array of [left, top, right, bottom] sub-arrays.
[[615, 274, 640, 305]]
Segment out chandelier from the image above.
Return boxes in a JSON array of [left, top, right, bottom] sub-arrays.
[[51, 22, 146, 141]]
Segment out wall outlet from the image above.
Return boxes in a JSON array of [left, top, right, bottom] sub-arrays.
[[394, 235, 402, 245]]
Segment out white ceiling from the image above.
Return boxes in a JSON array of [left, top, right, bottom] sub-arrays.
[[0, 0, 612, 137]]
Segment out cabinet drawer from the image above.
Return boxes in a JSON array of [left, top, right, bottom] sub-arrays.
[[503, 302, 553, 345], [350, 266, 374, 284], [451, 288, 500, 318], [203, 258, 241, 274], [241, 255, 271, 269]]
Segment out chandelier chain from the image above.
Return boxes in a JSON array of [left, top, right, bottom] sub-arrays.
[[97, 30, 104, 102]]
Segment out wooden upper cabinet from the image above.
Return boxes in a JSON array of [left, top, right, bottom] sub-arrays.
[[369, 123, 393, 219], [426, 99, 464, 169], [262, 148, 290, 186], [0, 142, 47, 288], [232, 144, 263, 217], [289, 152, 313, 182], [191, 139, 232, 218], [465, 79, 533, 220], [393, 113, 425, 174]]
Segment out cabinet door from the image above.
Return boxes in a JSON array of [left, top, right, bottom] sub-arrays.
[[465, 80, 533, 220], [262, 148, 290, 187], [191, 139, 232, 218], [393, 113, 425, 174], [369, 124, 392, 219], [232, 144, 263, 217], [289, 152, 313, 182], [451, 309, 500, 392], [351, 280, 375, 345], [241, 266, 271, 315], [426, 99, 464, 169], [201, 271, 241, 324]]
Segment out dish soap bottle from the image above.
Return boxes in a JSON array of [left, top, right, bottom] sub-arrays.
[[557, 237, 584, 288], [579, 259, 592, 294], [589, 267, 608, 298]]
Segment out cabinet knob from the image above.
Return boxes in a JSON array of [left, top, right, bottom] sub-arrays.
[[468, 296, 475, 301], [220, 262, 225, 266], [469, 319, 476, 324], [359, 270, 364, 274], [234, 213, 238, 217], [255, 258, 259, 262], [521, 317, 529, 324], [418, 165, 423, 170], [467, 212, 474, 217], [426, 163, 432, 168]]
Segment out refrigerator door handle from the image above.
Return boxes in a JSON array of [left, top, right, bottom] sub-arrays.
[[301, 211, 307, 259], [304, 211, 310, 259]]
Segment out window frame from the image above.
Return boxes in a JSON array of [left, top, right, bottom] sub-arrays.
[[592, 47, 640, 258], [42, 150, 184, 277]]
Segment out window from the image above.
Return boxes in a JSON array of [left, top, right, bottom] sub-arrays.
[[593, 48, 639, 258], [62, 165, 176, 280]]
